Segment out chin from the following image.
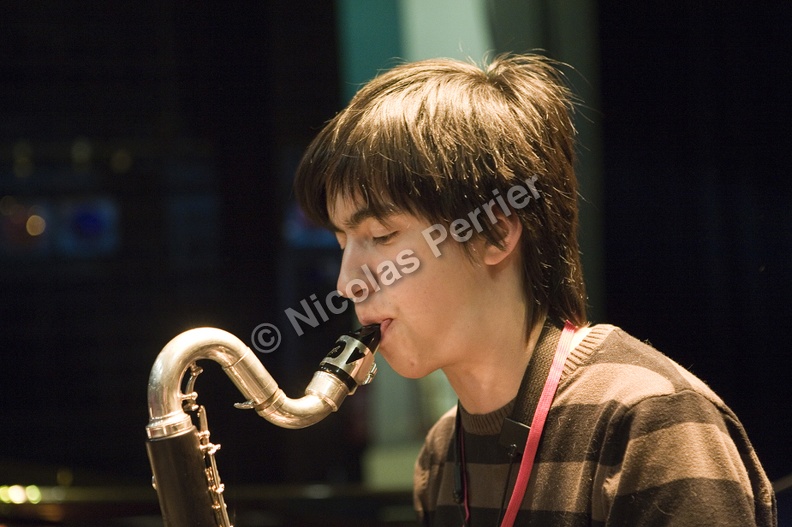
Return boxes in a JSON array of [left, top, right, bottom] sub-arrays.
[[380, 352, 431, 380], [393, 367, 427, 380]]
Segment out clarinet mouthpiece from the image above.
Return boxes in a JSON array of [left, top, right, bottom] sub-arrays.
[[347, 323, 382, 352]]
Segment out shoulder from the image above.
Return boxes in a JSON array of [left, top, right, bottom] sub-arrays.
[[562, 324, 725, 411], [556, 326, 776, 525], [555, 324, 736, 449], [555, 324, 755, 474]]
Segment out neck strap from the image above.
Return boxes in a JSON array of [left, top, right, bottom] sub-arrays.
[[498, 321, 563, 452], [499, 320, 577, 527]]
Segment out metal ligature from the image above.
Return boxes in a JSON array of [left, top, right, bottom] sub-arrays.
[[145, 324, 380, 527]]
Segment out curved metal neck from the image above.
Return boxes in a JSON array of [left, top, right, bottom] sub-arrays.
[[146, 326, 378, 438]]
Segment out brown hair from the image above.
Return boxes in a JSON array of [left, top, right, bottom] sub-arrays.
[[294, 54, 587, 327]]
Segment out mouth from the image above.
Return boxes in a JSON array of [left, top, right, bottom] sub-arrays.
[[379, 318, 393, 338], [358, 316, 393, 341]]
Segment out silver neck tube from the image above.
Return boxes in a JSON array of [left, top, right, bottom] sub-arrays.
[[146, 326, 378, 439]]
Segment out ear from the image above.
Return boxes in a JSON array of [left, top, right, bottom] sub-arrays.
[[482, 211, 523, 266]]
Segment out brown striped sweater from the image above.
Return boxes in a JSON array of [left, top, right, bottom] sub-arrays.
[[413, 325, 777, 526]]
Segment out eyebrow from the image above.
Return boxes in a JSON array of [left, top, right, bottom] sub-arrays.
[[330, 206, 380, 233]]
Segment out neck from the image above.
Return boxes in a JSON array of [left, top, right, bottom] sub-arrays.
[[443, 312, 547, 415]]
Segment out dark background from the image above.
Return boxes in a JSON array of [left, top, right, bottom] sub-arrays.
[[1, 0, 789, 504], [600, 2, 792, 487]]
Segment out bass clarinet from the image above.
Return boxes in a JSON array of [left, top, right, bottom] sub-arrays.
[[145, 324, 380, 527]]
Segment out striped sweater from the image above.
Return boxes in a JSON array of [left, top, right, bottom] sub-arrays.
[[413, 325, 777, 526]]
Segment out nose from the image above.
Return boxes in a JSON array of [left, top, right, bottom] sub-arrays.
[[336, 244, 377, 303]]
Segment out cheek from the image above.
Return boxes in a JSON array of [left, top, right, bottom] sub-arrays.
[[374, 231, 479, 315], [387, 255, 435, 298], [386, 263, 459, 326]]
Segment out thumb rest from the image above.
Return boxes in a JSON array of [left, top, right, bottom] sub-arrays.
[[145, 325, 380, 527]]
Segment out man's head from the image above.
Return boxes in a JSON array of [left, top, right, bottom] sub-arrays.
[[295, 54, 587, 328]]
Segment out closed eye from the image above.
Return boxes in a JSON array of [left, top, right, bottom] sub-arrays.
[[373, 232, 397, 245]]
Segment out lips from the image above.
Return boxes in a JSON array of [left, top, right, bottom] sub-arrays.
[[379, 318, 392, 338], [358, 316, 392, 340]]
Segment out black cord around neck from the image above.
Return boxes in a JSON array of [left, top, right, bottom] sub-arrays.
[[453, 405, 469, 525], [454, 403, 519, 527], [496, 444, 520, 526]]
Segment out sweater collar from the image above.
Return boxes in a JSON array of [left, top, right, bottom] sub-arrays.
[[458, 324, 614, 436]]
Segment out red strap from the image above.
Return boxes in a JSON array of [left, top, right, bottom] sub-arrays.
[[500, 320, 577, 527]]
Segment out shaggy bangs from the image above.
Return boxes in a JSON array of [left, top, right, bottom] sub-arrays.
[[295, 54, 575, 247], [293, 106, 426, 231]]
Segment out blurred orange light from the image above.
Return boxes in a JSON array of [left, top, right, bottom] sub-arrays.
[[26, 214, 46, 236]]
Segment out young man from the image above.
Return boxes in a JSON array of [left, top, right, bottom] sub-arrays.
[[294, 55, 776, 526]]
